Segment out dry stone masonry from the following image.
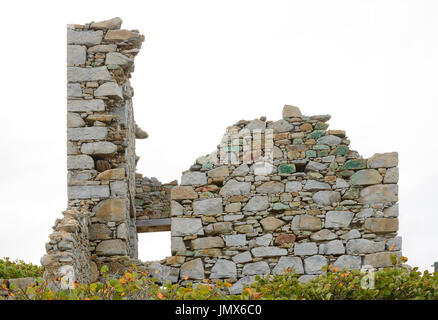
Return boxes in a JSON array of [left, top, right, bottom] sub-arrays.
[[41, 18, 401, 292], [167, 105, 401, 293]]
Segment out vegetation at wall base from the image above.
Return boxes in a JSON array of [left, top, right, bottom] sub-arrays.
[[0, 257, 44, 279], [1, 256, 438, 300]]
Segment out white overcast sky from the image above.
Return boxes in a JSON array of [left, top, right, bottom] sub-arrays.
[[0, 0, 437, 271]]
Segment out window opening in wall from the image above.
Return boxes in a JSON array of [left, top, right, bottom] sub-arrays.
[[137, 231, 171, 261]]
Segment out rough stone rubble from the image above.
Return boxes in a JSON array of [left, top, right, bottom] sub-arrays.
[[38, 18, 401, 293]]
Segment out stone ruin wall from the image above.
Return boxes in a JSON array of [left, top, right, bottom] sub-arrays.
[[166, 105, 401, 293], [40, 18, 401, 293]]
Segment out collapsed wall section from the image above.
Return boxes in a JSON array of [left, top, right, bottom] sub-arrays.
[[42, 17, 144, 288], [166, 105, 401, 293]]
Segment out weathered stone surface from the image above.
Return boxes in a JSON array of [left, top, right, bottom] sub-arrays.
[[294, 242, 318, 256], [243, 195, 269, 211], [171, 186, 198, 200], [193, 198, 223, 215], [351, 169, 383, 185], [333, 255, 362, 270], [110, 181, 127, 197], [232, 251, 253, 263], [298, 275, 317, 284], [224, 234, 246, 247], [297, 215, 322, 231], [147, 262, 179, 283], [346, 239, 385, 254], [67, 45, 86, 65], [88, 223, 112, 240], [251, 246, 287, 257], [229, 276, 256, 294], [96, 168, 125, 180], [68, 185, 109, 199], [268, 119, 294, 133], [310, 229, 337, 241], [81, 141, 117, 156], [88, 44, 117, 53], [319, 240, 345, 255], [67, 83, 82, 97], [67, 30, 103, 45], [364, 218, 399, 233], [325, 211, 354, 228], [312, 191, 340, 206], [105, 29, 143, 42], [171, 237, 186, 253], [180, 258, 204, 280], [170, 200, 184, 216], [260, 217, 285, 231], [67, 99, 105, 112], [219, 179, 251, 196], [335, 178, 350, 189], [67, 127, 108, 141], [208, 166, 229, 178], [94, 82, 123, 99], [384, 167, 399, 184], [90, 17, 123, 30], [105, 52, 133, 66], [356, 208, 374, 219], [282, 105, 302, 118], [363, 252, 398, 268], [67, 112, 85, 128], [304, 255, 327, 274], [274, 234, 296, 245], [256, 181, 284, 194], [67, 67, 112, 82], [343, 159, 367, 170], [303, 180, 331, 191], [273, 256, 304, 274], [94, 198, 126, 222], [285, 181, 302, 193], [242, 261, 270, 276], [341, 229, 361, 240], [383, 204, 399, 217], [67, 155, 94, 169], [255, 234, 273, 246], [367, 152, 398, 168], [306, 161, 327, 171], [210, 259, 237, 279], [117, 223, 128, 240], [316, 135, 342, 145], [191, 237, 224, 250], [171, 218, 204, 236], [252, 161, 275, 175], [386, 236, 402, 251], [232, 163, 250, 177], [95, 239, 127, 256]]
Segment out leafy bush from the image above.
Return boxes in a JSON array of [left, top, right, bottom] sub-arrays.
[[0, 257, 44, 279], [2, 255, 438, 300]]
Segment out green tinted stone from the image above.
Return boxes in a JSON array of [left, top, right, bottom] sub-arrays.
[[307, 130, 326, 139], [293, 138, 303, 145], [107, 64, 120, 70], [273, 203, 289, 210], [329, 162, 339, 171], [313, 144, 329, 150], [343, 159, 367, 170], [330, 145, 349, 156], [319, 151, 328, 157], [342, 188, 360, 200], [307, 172, 323, 180], [278, 163, 296, 174], [306, 150, 317, 158], [202, 162, 213, 169], [315, 122, 329, 130]]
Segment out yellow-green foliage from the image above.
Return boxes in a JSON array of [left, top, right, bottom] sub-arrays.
[[2, 256, 438, 300], [0, 257, 44, 279]]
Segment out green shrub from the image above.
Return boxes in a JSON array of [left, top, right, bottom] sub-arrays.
[[0, 257, 44, 279], [2, 255, 438, 300]]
